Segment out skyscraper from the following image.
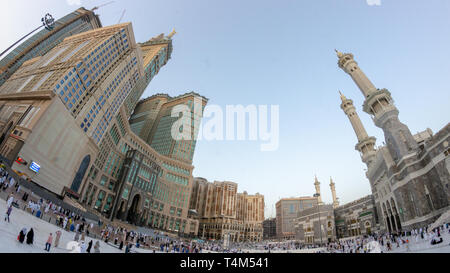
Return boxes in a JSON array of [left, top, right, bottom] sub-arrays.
[[0, 10, 207, 235], [130, 92, 208, 164], [0, 7, 102, 87], [0, 22, 144, 195], [123, 30, 175, 118]]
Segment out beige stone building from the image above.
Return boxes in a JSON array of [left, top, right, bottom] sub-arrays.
[[191, 177, 265, 242], [0, 23, 143, 196], [294, 204, 336, 244], [275, 196, 318, 240], [0, 21, 207, 236]]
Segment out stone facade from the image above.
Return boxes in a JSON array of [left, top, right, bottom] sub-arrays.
[[263, 218, 277, 239], [334, 195, 378, 238], [191, 178, 265, 242], [294, 204, 336, 244], [337, 50, 450, 232], [275, 197, 317, 240]]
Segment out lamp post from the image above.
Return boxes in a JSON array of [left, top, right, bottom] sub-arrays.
[[313, 193, 323, 246], [0, 13, 55, 59]]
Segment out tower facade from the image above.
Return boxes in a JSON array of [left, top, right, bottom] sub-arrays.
[[339, 91, 377, 166], [330, 177, 339, 209], [0, 22, 142, 194], [336, 49, 450, 232], [146, 92, 208, 164], [123, 32, 174, 118], [337, 50, 418, 162], [314, 176, 323, 204], [0, 8, 102, 87]]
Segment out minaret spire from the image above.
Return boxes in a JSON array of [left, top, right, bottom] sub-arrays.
[[329, 177, 339, 209], [167, 28, 176, 39], [340, 91, 377, 167], [337, 51, 419, 162], [336, 50, 377, 97], [314, 176, 323, 204]]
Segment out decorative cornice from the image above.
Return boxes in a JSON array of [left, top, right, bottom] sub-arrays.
[[0, 90, 55, 101]]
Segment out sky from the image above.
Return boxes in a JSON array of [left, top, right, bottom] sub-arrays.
[[1, 0, 449, 218]]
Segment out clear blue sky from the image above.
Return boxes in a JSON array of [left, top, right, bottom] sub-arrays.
[[2, 0, 450, 218]]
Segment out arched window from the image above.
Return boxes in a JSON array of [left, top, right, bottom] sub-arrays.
[[70, 155, 91, 193]]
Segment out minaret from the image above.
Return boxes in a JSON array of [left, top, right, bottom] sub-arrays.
[[336, 50, 419, 162], [339, 91, 377, 167], [314, 176, 323, 204], [329, 177, 340, 209]]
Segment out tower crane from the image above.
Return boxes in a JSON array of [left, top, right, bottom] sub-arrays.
[[118, 9, 126, 24], [91, 1, 115, 11]]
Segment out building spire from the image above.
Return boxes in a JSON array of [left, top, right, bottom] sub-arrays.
[[340, 92, 377, 167], [329, 177, 339, 208], [339, 90, 347, 101], [337, 52, 419, 162], [335, 49, 343, 58], [167, 28, 176, 39], [314, 176, 323, 204], [336, 50, 377, 97]]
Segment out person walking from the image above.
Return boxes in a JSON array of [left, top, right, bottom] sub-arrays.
[[45, 233, 53, 252], [94, 241, 100, 253], [6, 194, 14, 208], [63, 217, 68, 230], [86, 240, 93, 253], [18, 228, 27, 243], [74, 231, 80, 242], [26, 228, 34, 245], [4, 206, 12, 222], [79, 241, 87, 253], [54, 230, 62, 248]]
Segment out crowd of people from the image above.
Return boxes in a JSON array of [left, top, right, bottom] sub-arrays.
[[3, 162, 449, 254], [1, 164, 105, 253], [322, 223, 450, 253]]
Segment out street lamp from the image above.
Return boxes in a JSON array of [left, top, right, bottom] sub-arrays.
[[313, 193, 323, 246], [0, 13, 55, 58]]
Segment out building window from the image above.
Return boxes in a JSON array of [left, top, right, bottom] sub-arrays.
[[100, 175, 108, 186], [94, 191, 105, 211], [122, 188, 129, 200]]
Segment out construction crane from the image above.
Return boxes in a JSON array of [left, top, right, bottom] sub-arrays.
[[91, 1, 115, 11], [118, 9, 126, 24]]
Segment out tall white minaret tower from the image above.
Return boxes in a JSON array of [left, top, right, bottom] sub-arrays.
[[339, 91, 377, 167], [314, 176, 323, 204], [329, 177, 340, 209], [336, 49, 419, 162]]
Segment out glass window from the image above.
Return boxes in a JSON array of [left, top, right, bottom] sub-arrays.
[[100, 175, 108, 186], [122, 188, 129, 199]]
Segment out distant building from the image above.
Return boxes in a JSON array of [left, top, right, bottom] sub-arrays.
[[191, 177, 265, 242], [275, 196, 317, 240], [294, 204, 336, 244], [334, 195, 378, 238], [263, 218, 276, 240]]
